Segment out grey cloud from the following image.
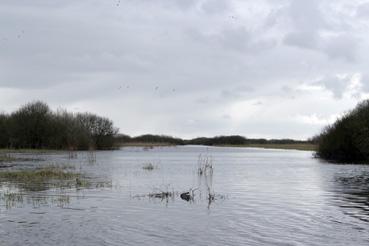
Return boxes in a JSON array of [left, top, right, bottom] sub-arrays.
[[360, 74, 369, 92], [219, 27, 276, 53], [288, 0, 326, 32], [0, 0, 368, 139], [201, 0, 231, 14], [315, 75, 351, 99], [284, 31, 319, 50], [322, 34, 357, 62], [220, 85, 255, 100], [356, 2, 369, 18], [282, 0, 358, 62]]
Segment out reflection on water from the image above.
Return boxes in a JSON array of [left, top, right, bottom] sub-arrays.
[[333, 171, 369, 223], [0, 191, 71, 209], [1, 146, 369, 246]]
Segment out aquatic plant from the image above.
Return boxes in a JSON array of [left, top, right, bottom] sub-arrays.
[[197, 154, 213, 176], [148, 191, 174, 199], [142, 163, 155, 170], [87, 150, 96, 163]]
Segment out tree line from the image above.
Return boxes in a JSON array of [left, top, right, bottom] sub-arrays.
[[115, 134, 309, 146], [0, 101, 118, 150]]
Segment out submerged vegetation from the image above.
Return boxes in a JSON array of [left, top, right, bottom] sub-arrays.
[[0, 164, 112, 192], [0, 167, 88, 192], [0, 167, 78, 181], [0, 101, 118, 150], [317, 100, 369, 163]]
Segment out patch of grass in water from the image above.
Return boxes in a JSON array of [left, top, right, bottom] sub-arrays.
[[0, 167, 79, 181], [0, 167, 93, 191]]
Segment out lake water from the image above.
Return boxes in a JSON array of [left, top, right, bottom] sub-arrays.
[[1, 146, 369, 245]]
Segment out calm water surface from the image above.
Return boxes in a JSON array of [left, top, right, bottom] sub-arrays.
[[1, 146, 369, 245]]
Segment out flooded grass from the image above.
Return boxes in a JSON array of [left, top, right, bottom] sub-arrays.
[[0, 167, 79, 182], [0, 166, 94, 192], [0, 153, 45, 165]]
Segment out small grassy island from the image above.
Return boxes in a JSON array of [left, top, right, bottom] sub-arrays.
[[316, 100, 369, 163]]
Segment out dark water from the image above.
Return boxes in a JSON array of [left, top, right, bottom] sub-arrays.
[[1, 146, 369, 245]]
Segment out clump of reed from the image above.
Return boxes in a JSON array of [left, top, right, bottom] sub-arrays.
[[131, 185, 175, 202], [87, 149, 96, 163], [142, 162, 156, 170], [68, 148, 78, 159], [197, 154, 213, 176], [148, 191, 174, 199]]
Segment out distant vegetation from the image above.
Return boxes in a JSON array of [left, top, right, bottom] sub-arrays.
[[0, 101, 312, 151], [317, 100, 369, 163], [115, 134, 311, 148], [0, 101, 118, 150]]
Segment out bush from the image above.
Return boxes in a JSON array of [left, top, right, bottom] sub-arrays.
[[317, 100, 369, 163]]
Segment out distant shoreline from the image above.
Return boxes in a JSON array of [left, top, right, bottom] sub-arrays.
[[118, 143, 317, 151], [218, 143, 316, 151], [0, 143, 316, 153]]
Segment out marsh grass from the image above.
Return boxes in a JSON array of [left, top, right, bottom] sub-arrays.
[[0, 166, 94, 192], [0, 168, 79, 181]]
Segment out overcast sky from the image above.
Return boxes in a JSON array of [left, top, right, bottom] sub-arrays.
[[1, 0, 369, 139]]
